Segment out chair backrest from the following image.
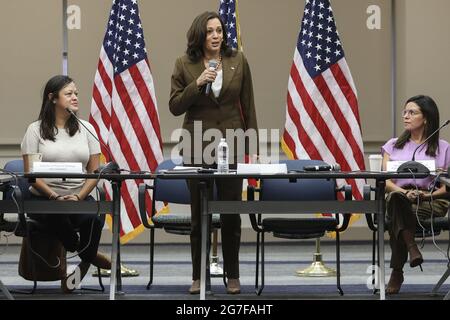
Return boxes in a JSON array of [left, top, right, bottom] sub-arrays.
[[152, 159, 218, 205], [153, 159, 191, 204], [3, 159, 31, 200], [260, 160, 336, 201]]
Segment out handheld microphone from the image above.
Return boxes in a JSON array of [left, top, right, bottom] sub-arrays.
[[205, 59, 218, 95], [303, 164, 340, 172], [66, 108, 120, 173], [397, 119, 450, 174]]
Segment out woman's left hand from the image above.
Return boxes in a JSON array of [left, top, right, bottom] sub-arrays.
[[418, 191, 431, 202]]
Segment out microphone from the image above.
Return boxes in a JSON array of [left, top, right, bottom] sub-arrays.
[[205, 59, 218, 95], [303, 164, 340, 172], [397, 119, 450, 174], [66, 108, 120, 173]]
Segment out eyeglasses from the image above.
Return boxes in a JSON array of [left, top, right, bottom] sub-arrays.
[[402, 109, 422, 117]]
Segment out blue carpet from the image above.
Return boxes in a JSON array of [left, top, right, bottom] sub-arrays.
[[7, 284, 450, 295]]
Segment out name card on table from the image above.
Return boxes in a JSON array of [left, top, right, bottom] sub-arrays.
[[237, 163, 287, 175], [386, 160, 436, 172], [32, 162, 83, 173]]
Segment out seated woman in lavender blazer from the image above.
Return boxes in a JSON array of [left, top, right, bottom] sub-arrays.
[[381, 95, 450, 294]]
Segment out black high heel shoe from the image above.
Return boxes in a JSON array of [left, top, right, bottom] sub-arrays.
[[408, 244, 424, 269]]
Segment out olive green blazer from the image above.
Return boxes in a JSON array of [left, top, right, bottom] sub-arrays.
[[169, 51, 258, 164]]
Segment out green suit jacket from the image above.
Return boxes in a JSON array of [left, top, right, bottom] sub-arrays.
[[169, 51, 258, 165]]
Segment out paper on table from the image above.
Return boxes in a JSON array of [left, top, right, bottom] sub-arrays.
[[172, 166, 200, 171], [32, 162, 83, 173], [159, 166, 200, 174], [237, 163, 288, 175], [386, 160, 436, 172]]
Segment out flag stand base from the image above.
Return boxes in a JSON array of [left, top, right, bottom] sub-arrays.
[[296, 238, 336, 277], [92, 264, 139, 277]]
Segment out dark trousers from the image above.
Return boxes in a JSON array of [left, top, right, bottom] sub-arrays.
[[386, 191, 448, 269], [188, 177, 243, 280], [28, 194, 105, 264]]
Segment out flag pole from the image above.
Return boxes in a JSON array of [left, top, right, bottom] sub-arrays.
[[62, 0, 68, 75], [391, 0, 397, 137]]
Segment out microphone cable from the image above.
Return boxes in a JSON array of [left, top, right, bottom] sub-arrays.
[[408, 168, 427, 249], [426, 171, 450, 264], [65, 165, 105, 261]]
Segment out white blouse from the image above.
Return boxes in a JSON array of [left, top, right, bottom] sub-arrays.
[[211, 70, 223, 98]]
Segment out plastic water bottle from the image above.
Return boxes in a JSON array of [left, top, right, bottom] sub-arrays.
[[217, 138, 229, 174]]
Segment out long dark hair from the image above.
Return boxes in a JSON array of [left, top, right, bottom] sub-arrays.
[[38, 75, 79, 141], [186, 11, 233, 62], [395, 95, 440, 156]]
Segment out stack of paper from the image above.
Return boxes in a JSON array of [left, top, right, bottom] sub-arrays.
[[237, 163, 288, 175]]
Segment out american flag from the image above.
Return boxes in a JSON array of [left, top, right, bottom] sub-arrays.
[[89, 0, 163, 243], [282, 0, 365, 202], [218, 0, 258, 190], [219, 0, 242, 50]]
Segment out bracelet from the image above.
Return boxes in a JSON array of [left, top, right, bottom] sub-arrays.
[[49, 193, 60, 200], [74, 194, 80, 200]]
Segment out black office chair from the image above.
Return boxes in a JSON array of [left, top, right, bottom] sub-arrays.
[[1, 159, 104, 293], [364, 185, 450, 295], [247, 159, 351, 295], [138, 159, 221, 289]]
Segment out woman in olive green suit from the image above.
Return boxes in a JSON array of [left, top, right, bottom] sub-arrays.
[[169, 11, 258, 295]]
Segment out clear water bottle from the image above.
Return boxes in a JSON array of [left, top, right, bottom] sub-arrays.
[[217, 138, 229, 173]]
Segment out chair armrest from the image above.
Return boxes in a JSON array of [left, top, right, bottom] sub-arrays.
[[363, 185, 377, 231], [247, 185, 263, 232], [138, 183, 154, 229], [334, 184, 352, 232], [336, 213, 351, 232]]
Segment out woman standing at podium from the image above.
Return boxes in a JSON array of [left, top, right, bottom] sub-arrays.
[[21, 75, 111, 292], [381, 95, 450, 294], [169, 12, 258, 294]]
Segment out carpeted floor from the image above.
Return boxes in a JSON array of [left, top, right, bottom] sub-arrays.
[[1, 241, 449, 300]]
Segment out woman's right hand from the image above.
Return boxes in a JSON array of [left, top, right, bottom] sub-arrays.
[[405, 190, 420, 202], [196, 68, 217, 87]]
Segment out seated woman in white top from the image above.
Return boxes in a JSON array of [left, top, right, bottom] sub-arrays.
[[21, 75, 111, 293]]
